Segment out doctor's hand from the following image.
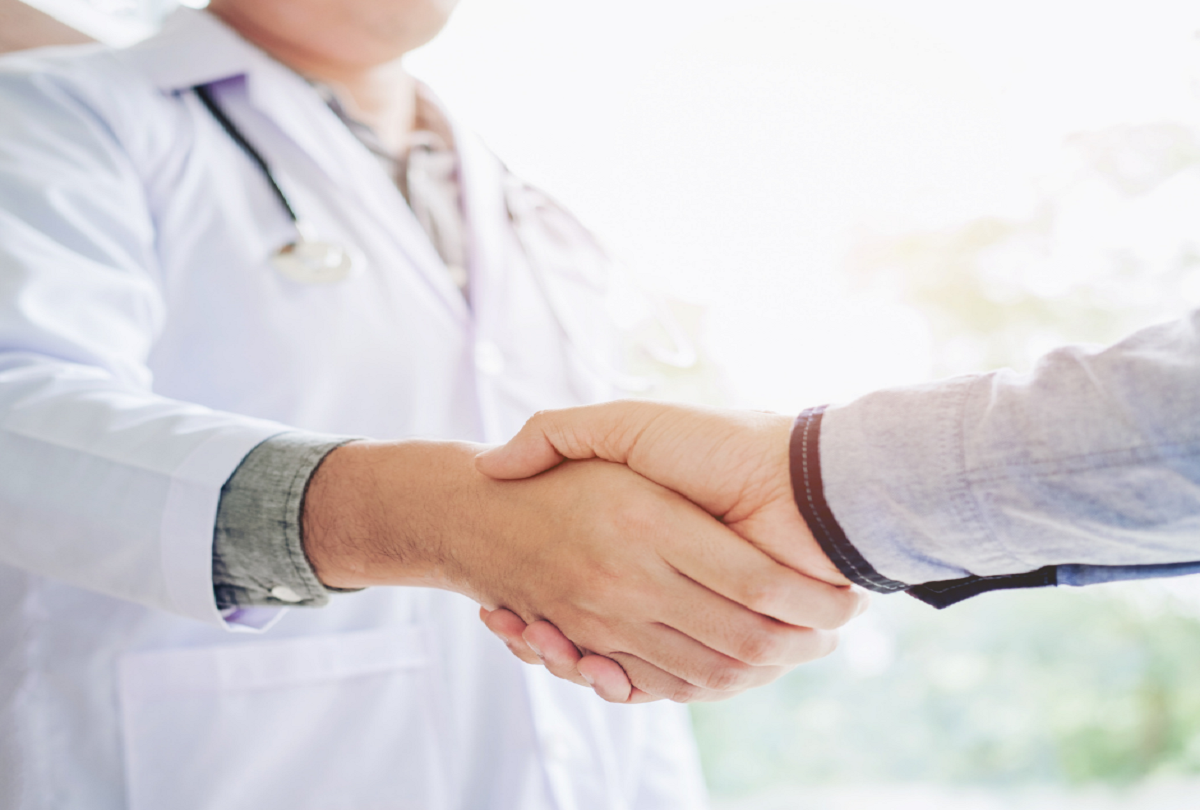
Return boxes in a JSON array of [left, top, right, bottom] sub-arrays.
[[302, 440, 859, 703], [474, 400, 867, 703]]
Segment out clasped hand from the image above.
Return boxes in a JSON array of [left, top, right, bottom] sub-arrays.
[[473, 401, 867, 704]]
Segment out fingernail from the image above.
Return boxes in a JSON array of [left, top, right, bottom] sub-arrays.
[[581, 672, 595, 686], [526, 640, 544, 659]]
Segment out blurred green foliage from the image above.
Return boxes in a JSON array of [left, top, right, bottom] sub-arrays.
[[693, 121, 1200, 796], [693, 586, 1200, 795]]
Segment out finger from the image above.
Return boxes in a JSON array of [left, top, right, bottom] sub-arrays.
[[595, 619, 802, 697], [578, 655, 662, 703], [576, 655, 636, 702], [475, 401, 655, 480], [512, 629, 661, 704], [660, 530, 866, 631], [607, 651, 751, 704], [480, 607, 543, 666], [577, 498, 846, 674], [652, 581, 847, 670], [524, 621, 591, 688], [474, 416, 575, 480], [622, 513, 854, 664], [481, 606, 532, 646]]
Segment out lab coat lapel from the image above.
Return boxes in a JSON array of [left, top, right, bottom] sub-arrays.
[[240, 62, 472, 323], [449, 111, 509, 323]]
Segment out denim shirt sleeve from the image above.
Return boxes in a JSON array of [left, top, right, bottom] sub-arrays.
[[794, 309, 1200, 608]]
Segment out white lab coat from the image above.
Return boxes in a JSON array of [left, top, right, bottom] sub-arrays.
[[0, 9, 706, 810]]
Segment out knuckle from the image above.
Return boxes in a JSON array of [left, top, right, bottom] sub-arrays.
[[573, 572, 627, 619], [528, 409, 555, 430], [738, 580, 787, 617], [666, 681, 705, 704], [607, 499, 657, 537], [597, 689, 630, 704], [543, 659, 578, 680], [814, 592, 861, 630], [733, 622, 788, 667], [793, 628, 838, 663], [700, 660, 754, 693]]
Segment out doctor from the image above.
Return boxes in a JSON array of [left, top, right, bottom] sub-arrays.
[[0, 0, 862, 808]]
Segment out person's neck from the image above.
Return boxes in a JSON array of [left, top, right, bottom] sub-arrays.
[[318, 64, 418, 156], [207, 5, 417, 154]]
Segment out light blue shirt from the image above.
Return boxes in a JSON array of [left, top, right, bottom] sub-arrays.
[[816, 308, 1200, 599]]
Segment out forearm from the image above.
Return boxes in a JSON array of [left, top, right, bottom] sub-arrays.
[[308, 437, 857, 701], [803, 310, 1200, 604], [215, 437, 529, 613], [301, 439, 488, 594]]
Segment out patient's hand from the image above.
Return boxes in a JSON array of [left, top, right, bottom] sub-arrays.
[[475, 401, 867, 702]]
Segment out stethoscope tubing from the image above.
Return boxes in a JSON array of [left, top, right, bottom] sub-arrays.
[[191, 81, 693, 385], [193, 83, 301, 225]]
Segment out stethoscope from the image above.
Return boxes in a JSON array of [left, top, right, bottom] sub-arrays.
[[193, 82, 695, 389], [193, 83, 356, 284]]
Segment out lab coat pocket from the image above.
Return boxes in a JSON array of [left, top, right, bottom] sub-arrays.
[[118, 626, 448, 810]]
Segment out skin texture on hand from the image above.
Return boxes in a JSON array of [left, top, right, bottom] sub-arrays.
[[474, 400, 867, 703], [303, 439, 861, 703]]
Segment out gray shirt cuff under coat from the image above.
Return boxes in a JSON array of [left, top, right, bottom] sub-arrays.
[[213, 432, 360, 610]]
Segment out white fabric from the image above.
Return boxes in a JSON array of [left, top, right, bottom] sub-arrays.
[[0, 9, 706, 809]]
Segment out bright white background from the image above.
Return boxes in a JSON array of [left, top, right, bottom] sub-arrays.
[[413, 7, 1200, 805], [407, 0, 1200, 411]]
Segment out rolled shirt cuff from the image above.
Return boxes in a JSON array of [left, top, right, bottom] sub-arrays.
[[213, 431, 361, 611], [791, 400, 1060, 608]]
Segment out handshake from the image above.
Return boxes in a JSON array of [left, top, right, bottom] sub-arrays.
[[301, 321, 1200, 705], [306, 400, 868, 705], [472, 401, 867, 705]]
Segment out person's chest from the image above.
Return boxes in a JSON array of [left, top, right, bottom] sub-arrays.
[[137, 81, 611, 441]]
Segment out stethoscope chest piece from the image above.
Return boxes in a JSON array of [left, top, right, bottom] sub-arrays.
[[191, 85, 358, 286], [271, 221, 356, 284], [272, 238, 355, 285]]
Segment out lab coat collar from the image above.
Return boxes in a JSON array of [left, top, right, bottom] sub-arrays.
[[124, 9, 477, 321], [122, 8, 364, 198], [123, 7, 264, 94]]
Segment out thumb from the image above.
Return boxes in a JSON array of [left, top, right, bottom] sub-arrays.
[[475, 418, 570, 480], [475, 401, 650, 480]]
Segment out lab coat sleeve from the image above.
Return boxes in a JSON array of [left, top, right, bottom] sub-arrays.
[[800, 309, 1200, 603], [0, 64, 291, 628], [630, 703, 709, 809]]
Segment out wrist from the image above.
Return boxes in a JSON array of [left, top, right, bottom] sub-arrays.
[[702, 411, 852, 588], [790, 406, 902, 593], [301, 440, 486, 592]]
